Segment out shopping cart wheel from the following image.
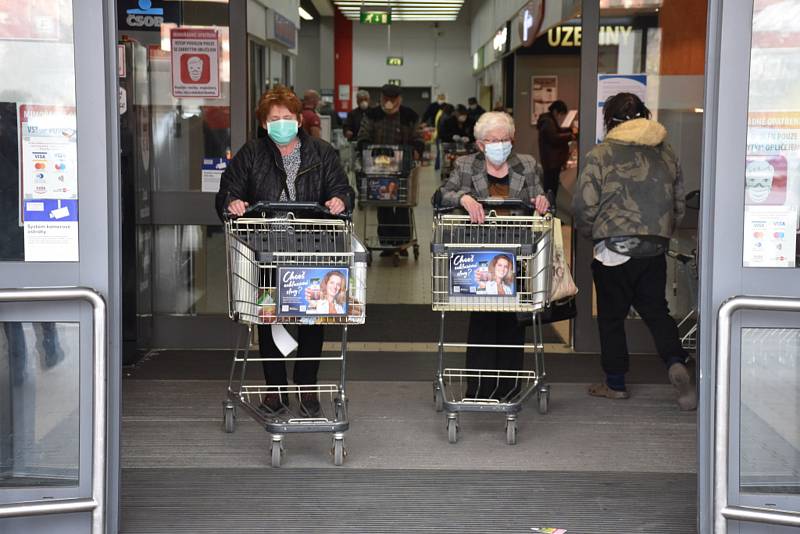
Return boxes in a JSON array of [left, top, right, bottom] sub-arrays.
[[537, 387, 550, 415], [433, 385, 444, 412], [446, 415, 458, 444], [333, 436, 346, 466], [505, 418, 518, 445], [270, 437, 284, 468], [223, 404, 236, 433], [413, 244, 420, 260]]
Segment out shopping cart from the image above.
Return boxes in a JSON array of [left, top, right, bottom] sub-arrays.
[[222, 201, 367, 467], [356, 144, 420, 266], [431, 198, 554, 445], [667, 248, 698, 352], [439, 140, 477, 183]]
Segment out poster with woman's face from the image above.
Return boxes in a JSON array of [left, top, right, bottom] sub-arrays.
[[449, 250, 516, 296], [277, 267, 349, 316]]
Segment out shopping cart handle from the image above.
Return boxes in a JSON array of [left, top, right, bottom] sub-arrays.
[[477, 198, 534, 213], [240, 201, 352, 220]]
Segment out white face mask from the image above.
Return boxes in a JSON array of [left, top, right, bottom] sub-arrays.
[[484, 141, 512, 166], [358, 101, 369, 110]]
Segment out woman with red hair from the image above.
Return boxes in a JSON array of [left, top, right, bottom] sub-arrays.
[[216, 85, 354, 418]]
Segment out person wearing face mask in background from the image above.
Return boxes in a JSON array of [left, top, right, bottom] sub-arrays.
[[466, 97, 485, 123], [438, 111, 549, 399], [357, 83, 424, 256], [344, 90, 371, 140], [301, 89, 322, 138], [439, 104, 475, 144], [215, 85, 354, 417]]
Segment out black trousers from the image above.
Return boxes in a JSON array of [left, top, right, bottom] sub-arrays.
[[542, 168, 561, 200], [465, 312, 526, 398], [257, 325, 324, 385], [377, 207, 412, 246], [591, 254, 689, 376]]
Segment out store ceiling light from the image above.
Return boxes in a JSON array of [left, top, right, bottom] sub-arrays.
[[299, 6, 314, 20], [332, 0, 465, 21]]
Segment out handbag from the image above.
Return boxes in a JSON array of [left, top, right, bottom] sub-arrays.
[[549, 218, 578, 302], [517, 218, 578, 326]]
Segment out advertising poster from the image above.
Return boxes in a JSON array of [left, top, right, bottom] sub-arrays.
[[531, 75, 558, 125], [18, 104, 79, 262], [170, 28, 220, 98], [597, 74, 647, 142], [201, 157, 226, 192], [449, 250, 516, 296], [277, 267, 349, 317], [367, 177, 399, 201], [743, 206, 797, 268]]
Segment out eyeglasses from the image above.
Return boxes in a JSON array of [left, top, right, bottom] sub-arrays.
[[481, 138, 511, 144]]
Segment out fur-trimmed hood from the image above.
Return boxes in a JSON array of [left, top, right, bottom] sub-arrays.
[[605, 118, 667, 147]]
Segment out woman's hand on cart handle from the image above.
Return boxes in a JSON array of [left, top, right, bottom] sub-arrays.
[[227, 199, 249, 218], [460, 194, 486, 224], [325, 197, 346, 215], [532, 195, 550, 215]]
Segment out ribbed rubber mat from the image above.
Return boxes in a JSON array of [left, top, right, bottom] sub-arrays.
[[122, 468, 697, 533]]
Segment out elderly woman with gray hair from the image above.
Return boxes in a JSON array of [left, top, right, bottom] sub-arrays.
[[438, 111, 550, 399]]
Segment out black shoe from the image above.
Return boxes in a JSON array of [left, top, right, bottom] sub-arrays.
[[299, 392, 321, 417], [260, 393, 288, 414], [379, 250, 393, 257]]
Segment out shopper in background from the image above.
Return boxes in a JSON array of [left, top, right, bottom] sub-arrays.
[[422, 93, 447, 127], [318, 98, 341, 130], [467, 97, 486, 123], [439, 104, 475, 144], [357, 83, 424, 257], [344, 89, 371, 140], [537, 100, 576, 202], [301, 89, 322, 138], [573, 92, 696, 411], [216, 85, 354, 417], [439, 111, 549, 399]]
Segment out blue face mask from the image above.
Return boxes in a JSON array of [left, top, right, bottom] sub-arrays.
[[484, 141, 512, 165], [267, 119, 298, 145]]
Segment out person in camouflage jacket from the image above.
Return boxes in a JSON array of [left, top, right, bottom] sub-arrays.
[[573, 92, 696, 411]]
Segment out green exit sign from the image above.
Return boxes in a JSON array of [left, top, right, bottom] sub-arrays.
[[388, 79, 401, 86], [386, 56, 403, 66], [360, 10, 391, 25]]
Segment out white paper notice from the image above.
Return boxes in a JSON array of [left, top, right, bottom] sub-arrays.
[[271, 324, 299, 357], [24, 221, 79, 262], [743, 206, 798, 267]]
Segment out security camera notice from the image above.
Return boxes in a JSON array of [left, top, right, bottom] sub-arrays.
[[170, 28, 220, 98]]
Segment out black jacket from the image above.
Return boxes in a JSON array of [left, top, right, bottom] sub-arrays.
[[422, 101, 444, 125], [344, 107, 367, 138], [438, 115, 475, 143], [356, 105, 424, 155], [537, 111, 573, 171], [215, 129, 354, 219]]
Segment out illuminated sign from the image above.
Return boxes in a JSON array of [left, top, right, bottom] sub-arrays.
[[518, 0, 544, 47], [546, 25, 634, 48], [360, 9, 391, 25], [388, 79, 401, 86], [472, 46, 485, 72], [493, 25, 509, 56], [386, 56, 404, 66]]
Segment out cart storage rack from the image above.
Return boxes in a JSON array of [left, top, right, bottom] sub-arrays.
[[222, 202, 367, 467], [431, 199, 553, 445], [356, 144, 420, 265]]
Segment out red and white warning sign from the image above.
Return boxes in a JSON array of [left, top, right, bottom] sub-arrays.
[[170, 28, 220, 98]]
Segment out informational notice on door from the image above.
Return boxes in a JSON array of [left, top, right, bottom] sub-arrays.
[[170, 28, 220, 98], [531, 75, 557, 125], [18, 104, 79, 261], [201, 157, 226, 192], [743, 206, 797, 268], [597, 74, 647, 142]]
